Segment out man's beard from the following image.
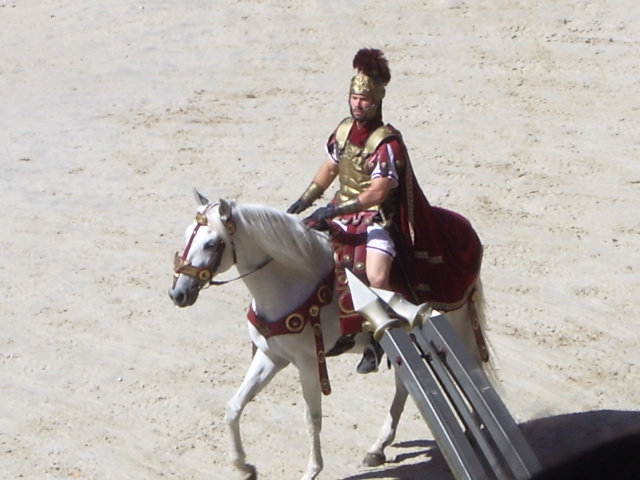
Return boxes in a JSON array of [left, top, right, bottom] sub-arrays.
[[351, 103, 378, 123]]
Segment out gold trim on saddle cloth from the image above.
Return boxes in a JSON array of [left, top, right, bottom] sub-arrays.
[[246, 271, 334, 395]]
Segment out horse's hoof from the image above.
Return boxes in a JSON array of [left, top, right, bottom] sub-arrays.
[[362, 452, 386, 467], [241, 464, 257, 480]]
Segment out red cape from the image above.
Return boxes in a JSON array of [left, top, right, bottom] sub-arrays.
[[391, 158, 483, 311]]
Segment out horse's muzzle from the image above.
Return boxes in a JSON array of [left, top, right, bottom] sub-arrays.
[[168, 281, 200, 308]]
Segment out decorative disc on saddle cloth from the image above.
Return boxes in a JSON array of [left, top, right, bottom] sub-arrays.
[[328, 212, 376, 336], [392, 206, 483, 311]]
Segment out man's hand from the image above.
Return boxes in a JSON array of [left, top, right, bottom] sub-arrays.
[[303, 204, 338, 229], [287, 198, 311, 214], [287, 181, 326, 214]]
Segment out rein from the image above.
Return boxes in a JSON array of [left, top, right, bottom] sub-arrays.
[[173, 203, 272, 288], [208, 258, 273, 286]]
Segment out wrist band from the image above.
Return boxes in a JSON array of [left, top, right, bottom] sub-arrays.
[[335, 198, 362, 215], [301, 182, 324, 203]]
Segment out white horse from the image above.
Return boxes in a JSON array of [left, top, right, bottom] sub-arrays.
[[168, 193, 490, 480]]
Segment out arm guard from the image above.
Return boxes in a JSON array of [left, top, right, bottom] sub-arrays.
[[334, 198, 362, 216], [300, 181, 324, 203]]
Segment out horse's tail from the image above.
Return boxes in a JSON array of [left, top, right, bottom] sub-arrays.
[[469, 278, 500, 387]]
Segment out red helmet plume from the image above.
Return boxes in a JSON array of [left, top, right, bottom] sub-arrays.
[[352, 48, 391, 86]]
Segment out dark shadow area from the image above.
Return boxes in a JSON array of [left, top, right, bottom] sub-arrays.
[[524, 409, 640, 480], [533, 431, 640, 480], [389, 440, 441, 465], [521, 409, 640, 469], [339, 409, 640, 480]]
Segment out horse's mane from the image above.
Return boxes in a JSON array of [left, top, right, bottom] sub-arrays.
[[233, 203, 334, 276]]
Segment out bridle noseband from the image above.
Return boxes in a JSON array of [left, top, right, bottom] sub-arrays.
[[172, 203, 271, 289], [173, 207, 228, 287]]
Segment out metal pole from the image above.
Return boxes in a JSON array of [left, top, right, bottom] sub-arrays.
[[346, 269, 542, 480]]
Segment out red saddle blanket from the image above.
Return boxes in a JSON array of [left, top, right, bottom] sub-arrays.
[[393, 205, 482, 309], [329, 205, 482, 336]]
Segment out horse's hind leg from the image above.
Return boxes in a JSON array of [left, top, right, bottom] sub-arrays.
[[225, 348, 287, 480], [363, 370, 408, 467]]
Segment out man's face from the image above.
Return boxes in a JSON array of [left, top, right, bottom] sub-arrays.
[[349, 93, 376, 122]]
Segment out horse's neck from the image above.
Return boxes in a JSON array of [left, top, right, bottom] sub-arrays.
[[231, 207, 332, 321]]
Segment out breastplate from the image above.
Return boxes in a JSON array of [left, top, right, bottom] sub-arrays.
[[337, 142, 374, 203], [334, 118, 398, 207]]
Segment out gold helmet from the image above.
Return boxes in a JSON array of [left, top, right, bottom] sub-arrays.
[[349, 49, 391, 119]]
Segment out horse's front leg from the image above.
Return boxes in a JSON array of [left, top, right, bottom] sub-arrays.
[[363, 370, 408, 467], [297, 355, 324, 480], [226, 347, 287, 480]]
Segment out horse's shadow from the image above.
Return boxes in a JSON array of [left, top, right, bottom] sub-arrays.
[[338, 439, 449, 480], [339, 409, 640, 480]]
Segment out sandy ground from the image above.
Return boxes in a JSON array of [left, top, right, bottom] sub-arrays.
[[2, 1, 639, 479]]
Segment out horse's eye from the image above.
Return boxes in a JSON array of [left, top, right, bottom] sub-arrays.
[[205, 240, 219, 250]]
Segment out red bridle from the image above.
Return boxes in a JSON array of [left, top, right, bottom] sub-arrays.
[[173, 206, 231, 287], [172, 203, 271, 290]]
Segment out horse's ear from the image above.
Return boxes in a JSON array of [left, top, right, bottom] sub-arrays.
[[219, 198, 232, 222], [193, 188, 209, 206]]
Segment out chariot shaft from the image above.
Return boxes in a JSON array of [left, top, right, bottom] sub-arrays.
[[347, 270, 541, 480], [381, 321, 540, 480]]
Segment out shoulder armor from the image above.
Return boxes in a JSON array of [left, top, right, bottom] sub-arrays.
[[363, 124, 399, 158], [334, 117, 354, 151], [333, 120, 400, 158]]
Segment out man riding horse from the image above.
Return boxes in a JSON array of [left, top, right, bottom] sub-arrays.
[[288, 48, 483, 374]]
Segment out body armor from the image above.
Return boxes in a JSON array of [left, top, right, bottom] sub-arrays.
[[332, 118, 402, 220]]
